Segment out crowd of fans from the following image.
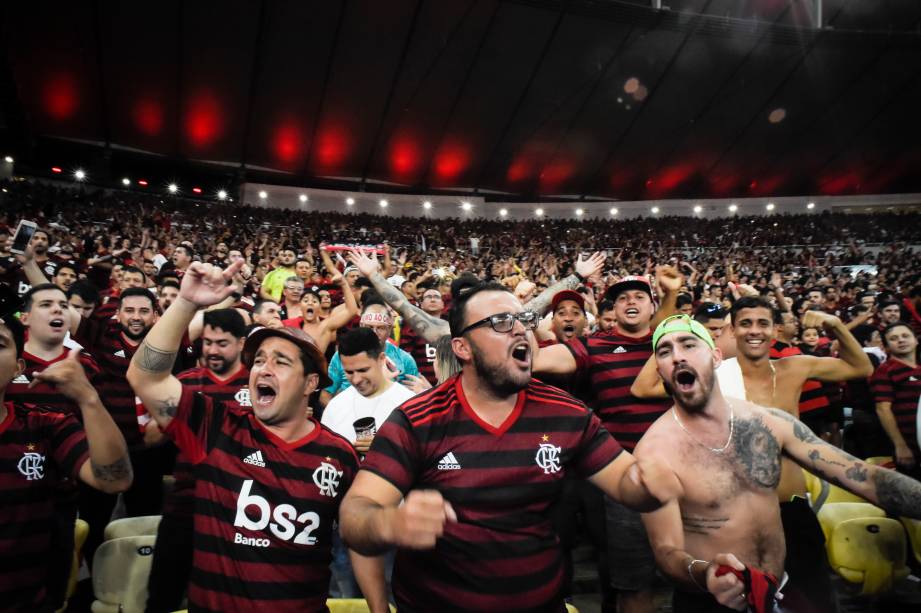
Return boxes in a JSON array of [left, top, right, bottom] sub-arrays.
[[1, 176, 921, 612]]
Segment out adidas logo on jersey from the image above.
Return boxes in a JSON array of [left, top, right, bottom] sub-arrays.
[[911, 376, 918, 382], [437, 452, 461, 470], [613, 346, 627, 354], [243, 450, 266, 467], [12, 374, 30, 384], [114, 349, 126, 358]]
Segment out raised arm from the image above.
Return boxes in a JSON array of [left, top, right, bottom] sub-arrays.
[[630, 353, 669, 399], [531, 341, 578, 376], [127, 261, 242, 430], [347, 248, 449, 343], [798, 310, 873, 381], [17, 245, 51, 287], [588, 450, 681, 513], [525, 252, 606, 316], [768, 408, 921, 519], [32, 350, 133, 493], [322, 271, 359, 331], [650, 265, 685, 329]]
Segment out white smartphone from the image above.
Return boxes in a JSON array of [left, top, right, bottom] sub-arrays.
[[10, 219, 38, 255]]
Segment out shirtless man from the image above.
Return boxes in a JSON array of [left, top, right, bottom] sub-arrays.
[[284, 271, 358, 353], [637, 314, 921, 612]]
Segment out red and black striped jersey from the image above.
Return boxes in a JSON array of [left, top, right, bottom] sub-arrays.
[[73, 317, 144, 449], [361, 375, 622, 612], [163, 385, 359, 612], [6, 349, 102, 416], [399, 323, 438, 385], [770, 341, 831, 416], [871, 358, 921, 456], [0, 402, 89, 609], [565, 329, 671, 451], [165, 365, 251, 517]]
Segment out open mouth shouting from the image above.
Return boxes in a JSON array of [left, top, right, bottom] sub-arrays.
[[510, 341, 531, 369], [254, 380, 278, 409], [673, 366, 698, 394], [624, 307, 640, 319], [48, 318, 66, 332]]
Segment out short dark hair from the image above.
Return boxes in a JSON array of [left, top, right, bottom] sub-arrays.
[[337, 327, 383, 359], [159, 279, 181, 291], [361, 292, 386, 312], [730, 296, 776, 325], [851, 324, 879, 347], [598, 299, 614, 314], [881, 322, 912, 347], [448, 280, 510, 337], [122, 265, 147, 282], [1, 315, 26, 358], [253, 299, 278, 315], [54, 262, 79, 277], [676, 293, 693, 308], [22, 283, 67, 312], [174, 245, 194, 258], [67, 280, 100, 304], [354, 277, 374, 290], [693, 302, 727, 323], [119, 287, 157, 310], [203, 308, 247, 339]]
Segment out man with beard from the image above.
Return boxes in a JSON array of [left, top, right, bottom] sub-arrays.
[[260, 246, 297, 302], [340, 280, 681, 612], [533, 270, 683, 613], [284, 271, 359, 353], [65, 286, 178, 561], [636, 314, 921, 612], [5, 284, 104, 609], [872, 323, 921, 477], [127, 260, 375, 611], [715, 296, 872, 610], [158, 279, 181, 313], [145, 308, 251, 613], [50, 261, 79, 291], [92, 265, 150, 321]]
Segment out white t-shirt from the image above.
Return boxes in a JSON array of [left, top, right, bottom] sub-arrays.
[[321, 381, 415, 443]]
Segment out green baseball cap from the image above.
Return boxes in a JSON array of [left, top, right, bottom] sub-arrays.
[[653, 314, 716, 351]]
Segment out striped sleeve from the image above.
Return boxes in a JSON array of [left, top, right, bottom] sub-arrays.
[[572, 411, 623, 478], [870, 366, 894, 404], [360, 410, 422, 494], [164, 385, 227, 464], [48, 412, 90, 480], [564, 337, 590, 371]]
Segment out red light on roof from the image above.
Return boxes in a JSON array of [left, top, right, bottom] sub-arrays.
[[51, 166, 63, 173], [138, 179, 149, 186], [192, 187, 202, 194]]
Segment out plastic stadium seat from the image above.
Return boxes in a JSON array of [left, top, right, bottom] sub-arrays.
[[103, 515, 161, 541], [824, 481, 870, 506], [865, 456, 894, 467], [91, 535, 156, 612], [802, 469, 827, 509], [900, 517, 921, 565], [57, 519, 90, 613], [326, 599, 397, 612], [819, 504, 909, 594]]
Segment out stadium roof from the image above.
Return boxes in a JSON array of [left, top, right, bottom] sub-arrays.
[[1, 0, 920, 202]]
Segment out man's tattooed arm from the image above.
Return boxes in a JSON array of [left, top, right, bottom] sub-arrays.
[[872, 469, 921, 519], [368, 271, 449, 342], [154, 396, 180, 419], [524, 275, 581, 317], [91, 456, 133, 482], [134, 340, 178, 373]]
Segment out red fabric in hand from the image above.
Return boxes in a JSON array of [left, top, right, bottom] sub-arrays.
[[715, 564, 779, 613]]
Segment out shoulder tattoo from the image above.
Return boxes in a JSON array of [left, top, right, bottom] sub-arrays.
[[732, 416, 781, 489]]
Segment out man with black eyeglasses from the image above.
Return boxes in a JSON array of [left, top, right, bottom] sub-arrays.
[[340, 278, 680, 612]]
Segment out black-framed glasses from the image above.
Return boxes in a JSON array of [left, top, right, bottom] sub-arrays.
[[456, 310, 540, 337]]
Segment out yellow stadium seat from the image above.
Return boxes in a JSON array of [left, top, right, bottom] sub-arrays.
[[817, 502, 886, 542], [822, 508, 909, 594], [802, 469, 826, 509], [865, 456, 894, 467], [57, 519, 90, 613], [103, 515, 161, 541], [900, 517, 921, 565], [326, 599, 397, 612], [824, 481, 870, 505], [91, 535, 156, 612], [566, 604, 580, 613]]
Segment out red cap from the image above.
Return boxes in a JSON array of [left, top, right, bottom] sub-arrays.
[[551, 289, 585, 313]]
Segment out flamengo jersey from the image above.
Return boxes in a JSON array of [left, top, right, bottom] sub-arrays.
[[361, 375, 622, 612], [871, 358, 921, 457], [164, 365, 252, 518], [399, 323, 438, 385], [0, 402, 90, 609], [164, 386, 359, 612], [769, 341, 831, 415], [6, 350, 102, 416], [565, 329, 671, 451]]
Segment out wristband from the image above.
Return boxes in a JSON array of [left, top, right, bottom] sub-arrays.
[[688, 559, 709, 592], [572, 270, 585, 282]]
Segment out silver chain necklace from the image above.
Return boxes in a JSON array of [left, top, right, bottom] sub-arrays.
[[672, 402, 735, 454]]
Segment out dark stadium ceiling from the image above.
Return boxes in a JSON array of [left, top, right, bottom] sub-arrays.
[[1, 0, 920, 202]]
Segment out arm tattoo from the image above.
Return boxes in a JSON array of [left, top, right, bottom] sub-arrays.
[[682, 515, 729, 535], [525, 274, 579, 316], [135, 341, 178, 373], [91, 456, 133, 482], [872, 469, 921, 519], [371, 272, 448, 341], [155, 396, 179, 418], [732, 417, 781, 488]]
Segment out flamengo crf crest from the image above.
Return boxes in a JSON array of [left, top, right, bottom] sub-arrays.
[[18, 452, 45, 480], [313, 461, 343, 497], [535, 443, 562, 474]]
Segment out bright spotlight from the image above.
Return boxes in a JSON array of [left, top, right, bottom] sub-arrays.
[[217, 190, 227, 200], [807, 202, 815, 210], [535, 208, 544, 217], [299, 194, 308, 203], [422, 201, 432, 210], [168, 183, 178, 194], [575, 208, 584, 216], [122, 178, 131, 186], [499, 208, 508, 217], [74, 169, 86, 181], [766, 202, 775, 211], [258, 190, 267, 199], [729, 204, 738, 212], [379, 199, 388, 208], [609, 207, 618, 215], [346, 197, 355, 205], [693, 205, 703, 214], [461, 201, 472, 211], [651, 206, 660, 214], [3, 156, 12, 163]]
